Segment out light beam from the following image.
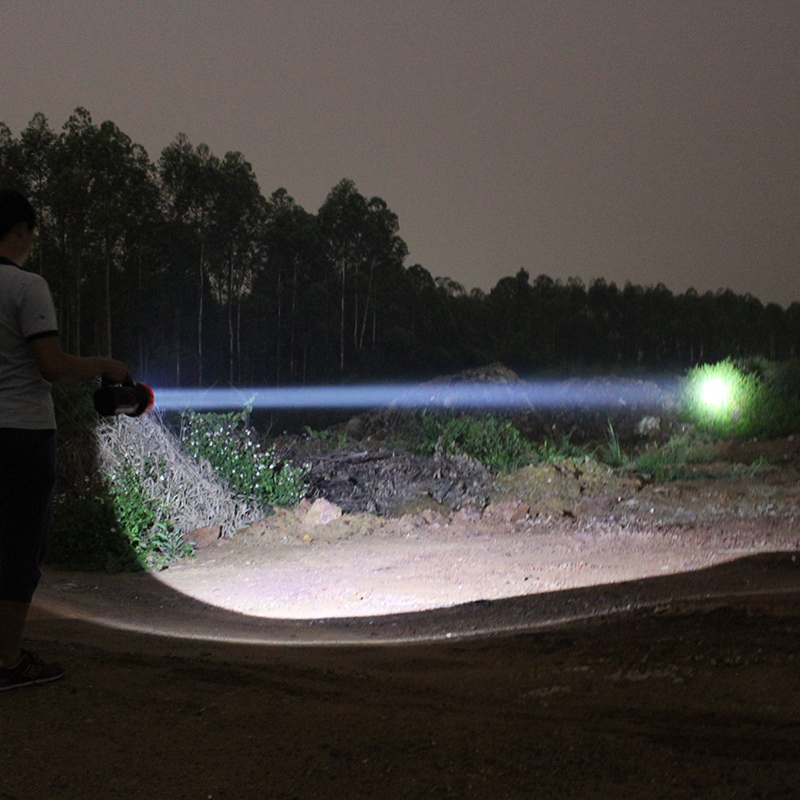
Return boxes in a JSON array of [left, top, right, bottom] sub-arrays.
[[151, 378, 678, 413]]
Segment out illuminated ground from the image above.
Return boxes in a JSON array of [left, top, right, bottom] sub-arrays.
[[11, 440, 799, 798], [34, 434, 800, 640], [35, 495, 799, 642], [20, 546, 800, 800]]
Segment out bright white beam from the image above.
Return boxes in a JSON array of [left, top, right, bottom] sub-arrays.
[[151, 379, 678, 413]]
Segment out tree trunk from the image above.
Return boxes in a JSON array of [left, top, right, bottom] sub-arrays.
[[228, 256, 235, 384], [197, 240, 204, 386], [339, 262, 346, 374], [104, 238, 113, 357]]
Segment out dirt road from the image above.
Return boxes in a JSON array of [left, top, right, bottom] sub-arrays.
[[3, 447, 800, 799]]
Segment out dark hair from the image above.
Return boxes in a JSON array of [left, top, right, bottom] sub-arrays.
[[0, 188, 37, 241]]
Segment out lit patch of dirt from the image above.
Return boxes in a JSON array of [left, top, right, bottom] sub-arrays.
[[24, 381, 800, 799], [134, 435, 800, 620]]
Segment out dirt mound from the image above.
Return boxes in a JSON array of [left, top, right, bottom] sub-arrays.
[[300, 442, 495, 516], [285, 366, 681, 517]]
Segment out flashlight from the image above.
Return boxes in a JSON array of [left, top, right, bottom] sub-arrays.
[[93, 381, 155, 417]]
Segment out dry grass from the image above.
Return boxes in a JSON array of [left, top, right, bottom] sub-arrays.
[[95, 414, 261, 538]]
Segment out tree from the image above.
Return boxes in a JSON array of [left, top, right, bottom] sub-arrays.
[[259, 188, 320, 383], [318, 179, 408, 374], [159, 134, 222, 384], [87, 119, 159, 357], [206, 151, 267, 384], [0, 123, 23, 188]]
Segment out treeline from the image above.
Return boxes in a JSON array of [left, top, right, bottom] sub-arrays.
[[2, 109, 798, 387]]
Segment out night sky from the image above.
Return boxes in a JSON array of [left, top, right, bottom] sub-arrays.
[[4, 1, 799, 305]]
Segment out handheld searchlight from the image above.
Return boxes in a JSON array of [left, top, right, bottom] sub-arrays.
[[93, 381, 154, 417]]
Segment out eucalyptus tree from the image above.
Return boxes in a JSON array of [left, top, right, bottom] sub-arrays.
[[44, 109, 97, 355], [764, 301, 789, 361], [0, 115, 58, 280], [159, 134, 222, 384], [0, 123, 24, 188], [45, 108, 158, 359], [586, 278, 623, 366], [786, 302, 800, 359], [257, 188, 321, 383], [356, 196, 408, 354], [485, 270, 536, 370], [317, 179, 408, 374], [205, 151, 267, 384], [86, 119, 158, 358], [0, 113, 84, 349], [16, 114, 59, 278]]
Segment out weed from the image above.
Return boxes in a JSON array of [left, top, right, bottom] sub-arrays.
[[150, 522, 195, 568], [633, 432, 718, 482], [534, 432, 594, 465], [180, 408, 306, 508], [102, 444, 195, 569], [50, 480, 143, 572], [410, 412, 533, 472], [600, 420, 626, 468], [303, 426, 352, 452]]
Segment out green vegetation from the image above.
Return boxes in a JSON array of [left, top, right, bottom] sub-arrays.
[[104, 461, 191, 571], [632, 433, 719, 482], [48, 358, 800, 572], [411, 413, 534, 472], [180, 409, 306, 509], [533, 432, 595, 465], [49, 393, 307, 572], [302, 425, 353, 452], [50, 479, 142, 572], [682, 358, 800, 438], [601, 421, 625, 468]]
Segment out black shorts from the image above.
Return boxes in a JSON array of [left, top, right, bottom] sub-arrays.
[[0, 428, 57, 603]]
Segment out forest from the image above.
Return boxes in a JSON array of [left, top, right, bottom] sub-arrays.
[[2, 108, 799, 389]]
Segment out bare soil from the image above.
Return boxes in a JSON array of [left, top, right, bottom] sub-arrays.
[[4, 436, 800, 799]]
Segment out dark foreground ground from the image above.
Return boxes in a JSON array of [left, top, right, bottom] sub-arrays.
[[2, 552, 799, 800]]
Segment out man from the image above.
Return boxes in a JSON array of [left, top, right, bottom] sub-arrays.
[[0, 188, 130, 691]]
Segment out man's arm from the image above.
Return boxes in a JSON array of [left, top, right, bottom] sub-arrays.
[[27, 336, 131, 385]]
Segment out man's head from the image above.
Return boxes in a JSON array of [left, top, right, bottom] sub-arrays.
[[0, 189, 36, 265]]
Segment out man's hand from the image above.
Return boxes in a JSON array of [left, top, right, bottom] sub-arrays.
[[101, 359, 132, 385], [28, 335, 131, 385]]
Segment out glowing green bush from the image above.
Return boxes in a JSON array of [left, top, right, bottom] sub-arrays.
[[683, 359, 800, 438]]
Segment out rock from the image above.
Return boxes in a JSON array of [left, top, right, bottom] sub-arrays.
[[576, 495, 618, 517], [302, 498, 343, 525], [237, 519, 268, 536], [636, 416, 661, 436], [294, 498, 313, 518], [399, 513, 427, 528], [483, 499, 530, 523], [186, 524, 222, 549], [344, 415, 366, 439], [455, 504, 483, 521], [420, 508, 449, 526]]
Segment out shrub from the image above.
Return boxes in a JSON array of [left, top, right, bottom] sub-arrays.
[[49, 478, 143, 572], [49, 385, 144, 571], [97, 413, 276, 569], [179, 409, 306, 508], [412, 413, 533, 472], [51, 385, 295, 571], [682, 358, 800, 438], [633, 433, 718, 482]]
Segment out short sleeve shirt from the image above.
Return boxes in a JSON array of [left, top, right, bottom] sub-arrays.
[[0, 258, 58, 429]]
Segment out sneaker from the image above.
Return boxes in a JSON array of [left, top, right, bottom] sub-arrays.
[[0, 649, 64, 691]]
